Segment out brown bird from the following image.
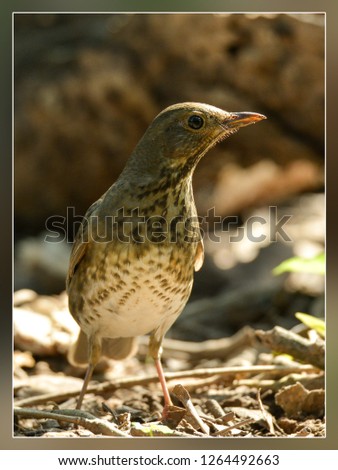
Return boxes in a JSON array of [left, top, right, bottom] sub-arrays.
[[66, 102, 266, 413]]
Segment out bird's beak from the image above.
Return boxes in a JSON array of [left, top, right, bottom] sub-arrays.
[[226, 112, 267, 129]]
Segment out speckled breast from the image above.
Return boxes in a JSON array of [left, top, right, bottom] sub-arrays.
[[68, 239, 196, 339]]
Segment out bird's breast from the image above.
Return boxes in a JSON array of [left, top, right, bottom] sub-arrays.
[[70, 239, 196, 339]]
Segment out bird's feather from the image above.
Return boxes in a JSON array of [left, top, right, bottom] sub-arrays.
[[194, 238, 204, 272], [66, 198, 102, 289]]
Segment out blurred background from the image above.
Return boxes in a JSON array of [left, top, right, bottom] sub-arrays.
[[14, 13, 324, 342]]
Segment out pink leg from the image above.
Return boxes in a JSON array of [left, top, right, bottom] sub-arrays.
[[76, 362, 94, 410], [154, 357, 173, 418], [149, 333, 174, 418]]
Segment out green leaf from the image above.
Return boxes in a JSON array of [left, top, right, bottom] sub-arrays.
[[272, 253, 325, 276], [295, 312, 325, 338], [131, 422, 175, 436]]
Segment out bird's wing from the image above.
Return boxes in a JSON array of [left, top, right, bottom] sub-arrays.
[[66, 198, 102, 290], [194, 238, 204, 272]]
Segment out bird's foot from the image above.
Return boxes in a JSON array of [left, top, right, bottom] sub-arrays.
[[160, 404, 186, 428]]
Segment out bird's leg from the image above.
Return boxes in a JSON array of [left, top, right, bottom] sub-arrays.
[[76, 363, 94, 410], [154, 357, 173, 409], [76, 333, 101, 410], [149, 333, 173, 418]]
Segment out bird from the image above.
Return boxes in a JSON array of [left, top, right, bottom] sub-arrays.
[[66, 102, 266, 414]]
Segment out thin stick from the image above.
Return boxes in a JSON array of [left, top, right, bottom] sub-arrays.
[[172, 384, 210, 435], [138, 327, 254, 361], [15, 364, 318, 408], [14, 407, 129, 437], [213, 418, 255, 436]]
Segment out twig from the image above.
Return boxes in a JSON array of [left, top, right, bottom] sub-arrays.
[[15, 364, 318, 408], [255, 326, 325, 370], [236, 372, 324, 391], [204, 399, 226, 419], [171, 375, 224, 392], [138, 327, 254, 361], [256, 389, 275, 435], [14, 407, 129, 437], [172, 384, 210, 435], [212, 418, 255, 436]]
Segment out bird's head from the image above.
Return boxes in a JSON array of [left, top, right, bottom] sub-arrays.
[[125, 102, 266, 181]]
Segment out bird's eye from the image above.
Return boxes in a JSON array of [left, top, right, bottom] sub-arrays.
[[188, 115, 204, 130]]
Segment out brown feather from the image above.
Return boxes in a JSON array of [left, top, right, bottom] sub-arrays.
[[194, 238, 204, 272], [66, 198, 102, 289]]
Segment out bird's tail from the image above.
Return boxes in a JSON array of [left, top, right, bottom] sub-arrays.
[[68, 330, 138, 366]]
